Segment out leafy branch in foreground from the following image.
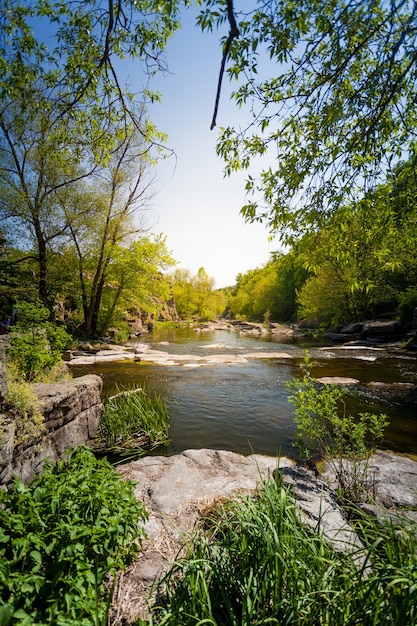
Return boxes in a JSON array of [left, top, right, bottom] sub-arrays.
[[94, 386, 171, 459], [288, 353, 389, 503], [0, 446, 147, 626], [145, 477, 417, 625], [204, 0, 417, 242]]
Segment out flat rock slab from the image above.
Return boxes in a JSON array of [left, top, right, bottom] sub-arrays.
[[112, 449, 367, 624], [113, 450, 293, 624], [69, 348, 295, 366]]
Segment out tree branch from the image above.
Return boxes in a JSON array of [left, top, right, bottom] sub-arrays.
[[210, 0, 240, 130]]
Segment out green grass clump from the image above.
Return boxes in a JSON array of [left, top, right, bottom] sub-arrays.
[[0, 446, 147, 625], [146, 476, 417, 626], [96, 386, 170, 459]]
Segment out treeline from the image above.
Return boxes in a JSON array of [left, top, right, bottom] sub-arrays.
[[227, 159, 417, 329]]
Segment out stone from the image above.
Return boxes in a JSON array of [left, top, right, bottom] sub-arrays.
[[112, 449, 370, 624], [316, 376, 360, 385], [3, 374, 103, 487], [323, 450, 417, 516], [361, 320, 402, 338]]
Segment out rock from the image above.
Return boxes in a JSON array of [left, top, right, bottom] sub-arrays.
[[323, 451, 417, 521], [112, 449, 367, 624], [3, 375, 103, 486], [269, 322, 295, 337], [316, 376, 360, 385], [339, 322, 364, 334], [361, 320, 402, 338], [114, 450, 293, 623], [278, 465, 364, 555]]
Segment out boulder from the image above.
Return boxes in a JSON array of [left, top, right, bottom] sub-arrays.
[[113, 449, 366, 624], [2, 375, 103, 487], [361, 320, 402, 338]]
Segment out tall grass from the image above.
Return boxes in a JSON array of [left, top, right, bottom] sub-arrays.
[[145, 476, 417, 626], [95, 386, 170, 459]]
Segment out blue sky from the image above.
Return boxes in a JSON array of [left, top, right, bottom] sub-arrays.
[[134, 7, 279, 288]]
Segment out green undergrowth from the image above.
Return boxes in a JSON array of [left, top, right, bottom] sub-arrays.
[[0, 446, 147, 626], [94, 386, 170, 461], [143, 476, 417, 626]]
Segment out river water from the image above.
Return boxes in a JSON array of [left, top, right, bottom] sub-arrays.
[[70, 327, 417, 460]]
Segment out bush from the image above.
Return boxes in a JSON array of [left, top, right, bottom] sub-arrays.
[[0, 446, 147, 625], [287, 353, 389, 502], [4, 364, 44, 444], [8, 300, 72, 381], [397, 286, 417, 326]]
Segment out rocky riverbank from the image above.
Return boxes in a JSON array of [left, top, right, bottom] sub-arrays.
[[111, 448, 417, 625]]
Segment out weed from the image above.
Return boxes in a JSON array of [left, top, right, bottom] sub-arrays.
[[0, 446, 147, 625], [95, 386, 170, 459], [147, 477, 417, 626]]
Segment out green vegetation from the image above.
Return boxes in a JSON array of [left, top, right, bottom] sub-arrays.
[[288, 354, 389, 503], [0, 0, 178, 336], [225, 159, 417, 329], [167, 267, 226, 321], [95, 386, 171, 459], [0, 446, 147, 626], [207, 0, 417, 242], [8, 301, 72, 382], [145, 476, 417, 626], [3, 368, 45, 445]]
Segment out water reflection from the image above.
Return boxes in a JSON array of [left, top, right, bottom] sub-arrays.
[[70, 328, 417, 459]]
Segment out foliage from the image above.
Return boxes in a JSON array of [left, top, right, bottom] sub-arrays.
[[226, 254, 309, 323], [397, 287, 417, 327], [288, 354, 389, 502], [8, 300, 72, 381], [146, 476, 417, 625], [0, 446, 147, 626], [168, 267, 226, 321], [96, 386, 171, 459], [200, 0, 417, 243], [0, 0, 179, 308], [4, 364, 44, 445]]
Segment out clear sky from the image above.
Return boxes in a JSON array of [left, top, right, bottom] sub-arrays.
[[133, 7, 279, 288]]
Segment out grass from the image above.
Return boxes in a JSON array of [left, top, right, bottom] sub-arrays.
[[94, 386, 171, 460], [143, 475, 417, 626]]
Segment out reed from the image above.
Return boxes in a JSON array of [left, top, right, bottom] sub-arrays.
[[146, 476, 417, 625], [95, 386, 170, 459]]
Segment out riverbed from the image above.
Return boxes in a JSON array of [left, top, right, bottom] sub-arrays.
[[69, 326, 417, 460]]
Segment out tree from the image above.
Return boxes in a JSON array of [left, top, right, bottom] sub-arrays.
[[200, 0, 417, 242], [97, 237, 175, 334], [56, 126, 167, 336], [168, 267, 225, 320], [0, 0, 181, 305]]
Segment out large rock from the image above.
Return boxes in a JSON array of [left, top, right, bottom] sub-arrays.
[[2, 375, 103, 486], [113, 449, 366, 624]]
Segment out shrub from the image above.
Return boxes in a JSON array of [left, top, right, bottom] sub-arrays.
[[8, 300, 72, 381], [287, 353, 389, 502], [397, 286, 417, 326], [4, 364, 44, 444], [0, 446, 147, 625]]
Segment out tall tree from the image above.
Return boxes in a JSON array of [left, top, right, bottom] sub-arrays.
[[0, 0, 181, 304], [58, 126, 161, 336], [200, 0, 417, 242]]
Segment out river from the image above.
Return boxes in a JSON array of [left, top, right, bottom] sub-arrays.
[[69, 326, 417, 460]]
